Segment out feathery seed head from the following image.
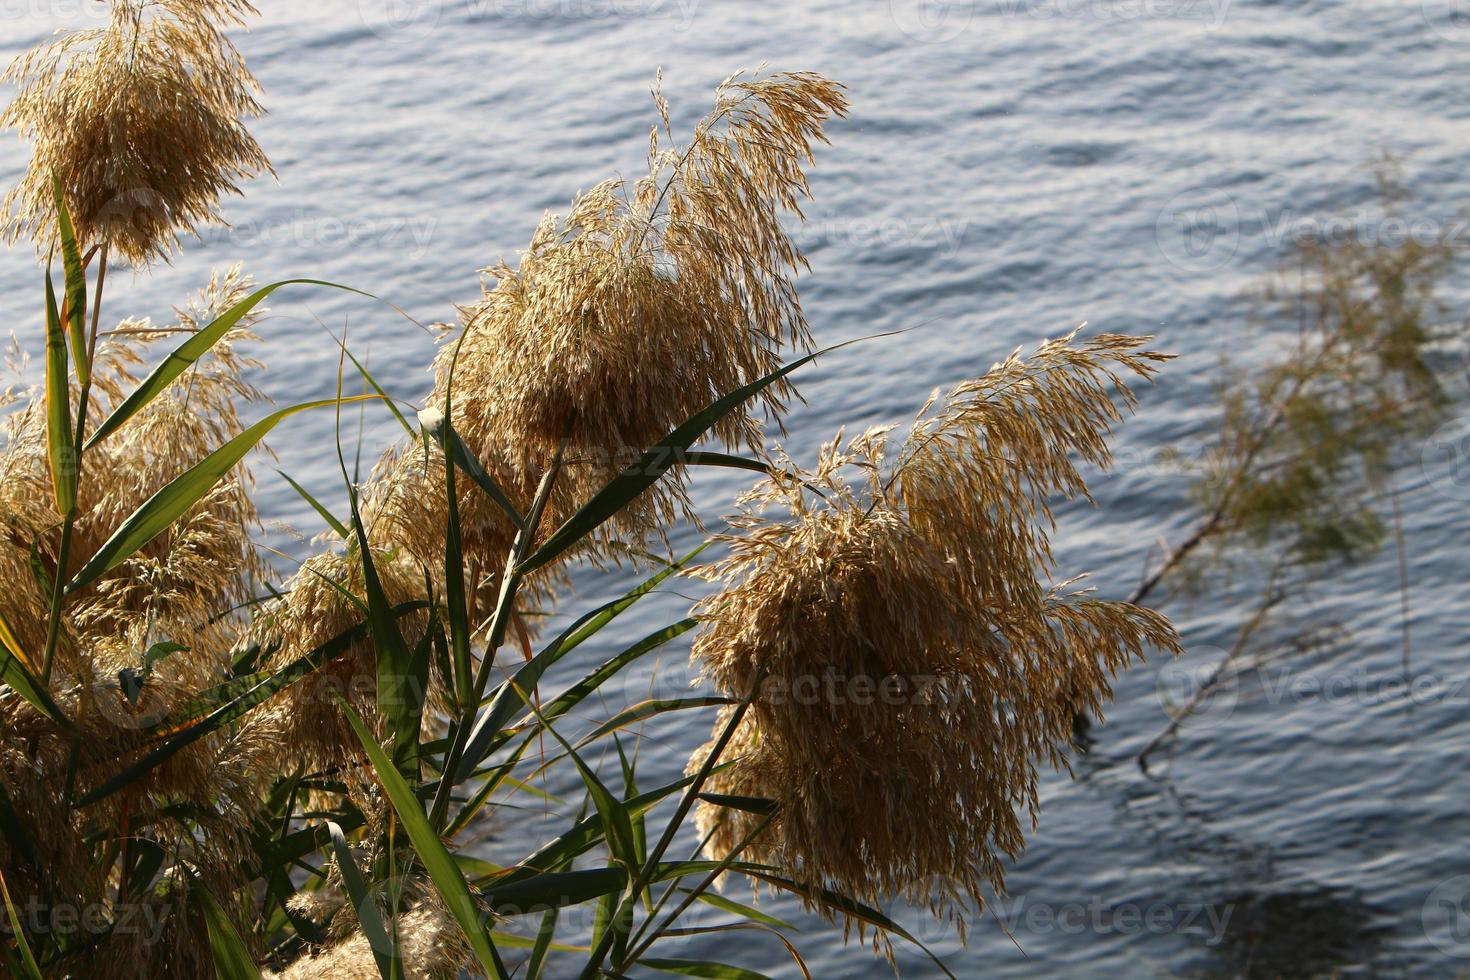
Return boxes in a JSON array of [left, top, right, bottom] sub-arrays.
[[435, 72, 846, 557], [690, 331, 1180, 932], [2, 0, 273, 264]]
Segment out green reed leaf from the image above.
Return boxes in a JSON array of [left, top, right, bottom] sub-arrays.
[[44, 269, 75, 517], [338, 697, 508, 979], [85, 280, 384, 451], [68, 395, 380, 594]]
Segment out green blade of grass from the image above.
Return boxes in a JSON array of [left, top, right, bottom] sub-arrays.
[[85, 280, 387, 451], [328, 821, 401, 980], [453, 550, 705, 783], [686, 891, 800, 932], [744, 870, 956, 979], [0, 869, 43, 980], [192, 877, 262, 980], [67, 395, 380, 594], [44, 268, 75, 518], [641, 959, 773, 979], [518, 335, 893, 577], [580, 697, 734, 746], [487, 774, 711, 890], [673, 451, 780, 477], [542, 722, 638, 873], [337, 697, 507, 979], [420, 410, 524, 530], [52, 176, 89, 388], [525, 908, 560, 979], [333, 333, 415, 440], [431, 416, 474, 711], [345, 506, 424, 778], [444, 620, 699, 832], [694, 794, 777, 817], [274, 468, 348, 538], [477, 863, 734, 914], [0, 608, 69, 727], [535, 620, 700, 737]]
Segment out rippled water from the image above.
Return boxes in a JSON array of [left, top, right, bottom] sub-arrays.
[[3, 0, 1470, 975]]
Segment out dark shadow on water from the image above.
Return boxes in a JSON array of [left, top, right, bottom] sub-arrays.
[[1179, 886, 1397, 979]]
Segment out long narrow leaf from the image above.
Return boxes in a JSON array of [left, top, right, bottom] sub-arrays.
[[193, 879, 261, 980], [68, 395, 380, 593], [687, 891, 800, 932], [454, 553, 705, 783], [420, 409, 523, 529], [86, 280, 386, 450], [0, 869, 43, 980], [642, 959, 773, 979], [43, 270, 75, 517], [580, 697, 733, 746], [525, 908, 559, 980], [432, 415, 473, 710], [518, 335, 892, 576], [52, 176, 89, 387], [329, 821, 401, 980], [274, 468, 348, 538], [0, 608, 69, 727], [337, 698, 506, 979], [335, 335, 416, 440], [744, 870, 957, 979], [347, 504, 423, 777]]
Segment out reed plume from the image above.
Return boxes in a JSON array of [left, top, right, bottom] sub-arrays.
[[2, 0, 271, 264], [690, 330, 1180, 936], [370, 72, 847, 589]]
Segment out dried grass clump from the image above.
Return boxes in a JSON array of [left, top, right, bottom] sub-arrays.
[[2, 0, 272, 264], [690, 331, 1180, 931], [0, 270, 273, 978], [426, 72, 846, 561], [0, 267, 265, 669], [266, 894, 474, 980]]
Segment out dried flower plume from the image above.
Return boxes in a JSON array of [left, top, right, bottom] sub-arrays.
[[2, 0, 272, 263], [689, 330, 1181, 935], [368, 71, 848, 599], [0, 269, 273, 978]]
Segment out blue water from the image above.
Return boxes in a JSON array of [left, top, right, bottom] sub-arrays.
[[3, 1, 1470, 975]]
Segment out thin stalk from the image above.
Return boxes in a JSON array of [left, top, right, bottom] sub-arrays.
[[40, 246, 107, 685], [1136, 564, 1286, 771], [579, 670, 764, 980], [430, 449, 564, 832]]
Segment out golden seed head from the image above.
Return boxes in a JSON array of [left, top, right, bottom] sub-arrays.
[[436, 72, 847, 556], [2, 0, 273, 264], [690, 331, 1180, 931]]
